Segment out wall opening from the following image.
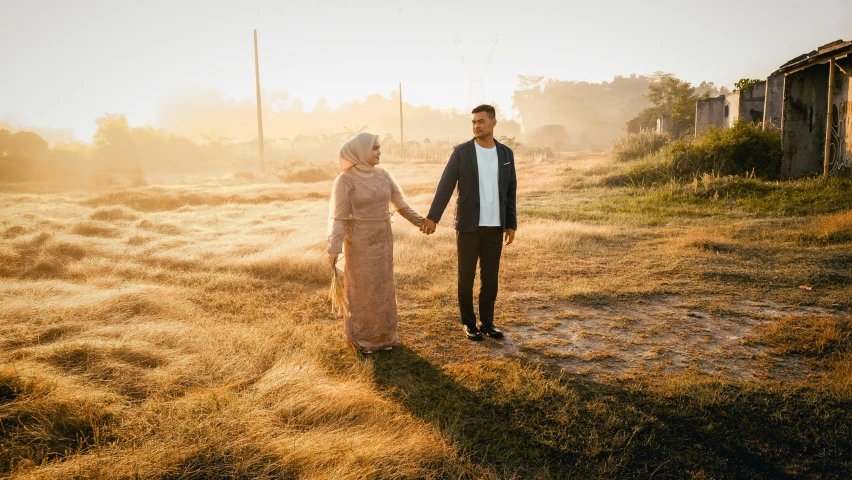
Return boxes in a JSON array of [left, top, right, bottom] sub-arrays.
[[750, 108, 762, 123]]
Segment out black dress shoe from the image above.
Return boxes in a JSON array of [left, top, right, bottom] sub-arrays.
[[480, 324, 504, 339], [463, 325, 483, 341]]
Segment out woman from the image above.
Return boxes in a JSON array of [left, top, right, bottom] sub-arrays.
[[327, 132, 424, 353]]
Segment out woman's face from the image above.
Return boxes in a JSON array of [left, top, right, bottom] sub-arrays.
[[369, 137, 381, 165]]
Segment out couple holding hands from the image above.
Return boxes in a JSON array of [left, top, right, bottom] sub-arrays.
[[327, 104, 517, 353]]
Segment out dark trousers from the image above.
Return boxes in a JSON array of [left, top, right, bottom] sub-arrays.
[[457, 227, 504, 328]]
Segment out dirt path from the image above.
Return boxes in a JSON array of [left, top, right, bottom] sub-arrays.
[[477, 295, 843, 382]]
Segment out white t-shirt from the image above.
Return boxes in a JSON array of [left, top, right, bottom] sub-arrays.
[[474, 141, 501, 227]]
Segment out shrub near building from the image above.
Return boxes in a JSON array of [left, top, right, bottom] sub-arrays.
[[610, 121, 783, 185]]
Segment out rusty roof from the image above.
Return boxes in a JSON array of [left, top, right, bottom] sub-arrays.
[[776, 39, 852, 74]]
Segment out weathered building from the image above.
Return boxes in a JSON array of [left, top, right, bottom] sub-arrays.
[[695, 95, 725, 134], [739, 80, 766, 124], [723, 91, 740, 128], [656, 114, 672, 134], [778, 40, 852, 178], [763, 73, 784, 130], [695, 82, 767, 134]]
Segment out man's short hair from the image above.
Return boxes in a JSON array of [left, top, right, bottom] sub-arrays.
[[471, 104, 496, 119]]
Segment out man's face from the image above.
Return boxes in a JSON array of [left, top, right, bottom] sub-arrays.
[[472, 112, 497, 139]]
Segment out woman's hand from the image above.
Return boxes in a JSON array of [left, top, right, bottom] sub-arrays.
[[421, 218, 437, 235], [329, 253, 339, 269]]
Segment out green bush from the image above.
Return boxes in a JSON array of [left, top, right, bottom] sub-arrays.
[[609, 121, 783, 186], [669, 122, 783, 179], [611, 131, 672, 162]]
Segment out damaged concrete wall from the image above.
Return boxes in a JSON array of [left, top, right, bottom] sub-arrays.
[[828, 58, 852, 178], [696, 85, 766, 135], [724, 92, 740, 128], [656, 114, 672, 134], [763, 74, 784, 130], [781, 58, 852, 178], [695, 95, 725, 135], [739, 80, 766, 124], [781, 63, 830, 177]]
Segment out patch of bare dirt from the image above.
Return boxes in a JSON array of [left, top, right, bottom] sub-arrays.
[[486, 295, 846, 382]]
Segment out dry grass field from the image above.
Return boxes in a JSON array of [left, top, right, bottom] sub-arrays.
[[1, 152, 851, 479]]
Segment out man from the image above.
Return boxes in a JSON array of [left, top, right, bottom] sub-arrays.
[[421, 104, 517, 341]]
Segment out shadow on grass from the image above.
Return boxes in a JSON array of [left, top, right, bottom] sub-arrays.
[[370, 346, 852, 479], [370, 346, 575, 478]]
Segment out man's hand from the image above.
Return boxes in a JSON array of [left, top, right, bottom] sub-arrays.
[[504, 228, 515, 245], [329, 253, 339, 269], [421, 218, 437, 235]]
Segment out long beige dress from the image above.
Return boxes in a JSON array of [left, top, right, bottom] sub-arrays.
[[328, 166, 423, 351]]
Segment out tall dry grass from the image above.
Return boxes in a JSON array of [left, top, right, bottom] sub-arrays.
[[2, 155, 851, 478], [798, 210, 852, 245], [0, 175, 488, 479], [611, 131, 672, 163]]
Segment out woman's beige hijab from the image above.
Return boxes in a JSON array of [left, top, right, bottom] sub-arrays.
[[339, 132, 378, 173]]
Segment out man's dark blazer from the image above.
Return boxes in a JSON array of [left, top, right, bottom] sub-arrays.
[[426, 138, 517, 233]]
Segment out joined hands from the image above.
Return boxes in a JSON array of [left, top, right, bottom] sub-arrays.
[[419, 219, 515, 245], [420, 218, 437, 235]]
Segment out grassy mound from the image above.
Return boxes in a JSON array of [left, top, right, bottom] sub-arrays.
[[82, 188, 327, 212], [608, 122, 783, 186], [89, 207, 140, 222], [0, 232, 88, 278], [71, 221, 122, 238], [611, 131, 672, 162], [281, 166, 337, 183]]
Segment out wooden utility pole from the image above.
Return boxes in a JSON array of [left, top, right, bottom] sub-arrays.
[[399, 83, 404, 154], [254, 29, 265, 172], [824, 58, 836, 177]]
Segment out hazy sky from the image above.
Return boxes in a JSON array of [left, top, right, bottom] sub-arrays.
[[3, 0, 851, 141]]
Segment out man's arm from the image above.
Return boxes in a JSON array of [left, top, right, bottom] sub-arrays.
[[425, 147, 461, 225], [506, 150, 517, 232]]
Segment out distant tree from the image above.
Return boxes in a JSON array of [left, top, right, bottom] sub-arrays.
[[314, 98, 331, 114], [0, 129, 49, 181], [628, 72, 698, 138], [517, 75, 544, 89], [92, 114, 140, 172], [0, 129, 86, 182], [497, 135, 521, 150], [670, 94, 697, 137], [93, 114, 133, 149], [696, 81, 728, 99], [646, 72, 695, 114], [627, 108, 662, 133], [201, 130, 232, 145], [342, 124, 369, 136], [0, 129, 48, 157], [513, 73, 653, 147], [695, 81, 729, 98], [90, 114, 235, 174], [527, 124, 570, 150], [734, 78, 762, 91]]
